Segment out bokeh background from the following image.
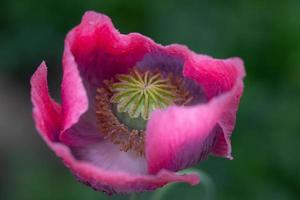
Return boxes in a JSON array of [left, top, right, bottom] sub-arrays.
[[1, 0, 300, 199]]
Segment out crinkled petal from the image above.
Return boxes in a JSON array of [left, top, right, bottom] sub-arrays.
[[31, 62, 62, 141], [50, 141, 199, 194], [67, 11, 152, 84], [71, 141, 148, 175], [146, 55, 245, 174], [184, 57, 245, 158]]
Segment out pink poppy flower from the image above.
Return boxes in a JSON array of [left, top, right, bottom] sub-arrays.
[[30, 11, 245, 195]]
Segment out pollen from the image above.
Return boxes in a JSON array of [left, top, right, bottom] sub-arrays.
[[95, 67, 192, 156]]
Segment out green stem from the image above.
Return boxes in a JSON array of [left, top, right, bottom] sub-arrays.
[[150, 183, 176, 200], [129, 193, 138, 200]]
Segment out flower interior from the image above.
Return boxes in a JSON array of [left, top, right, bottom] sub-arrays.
[[96, 67, 192, 156]]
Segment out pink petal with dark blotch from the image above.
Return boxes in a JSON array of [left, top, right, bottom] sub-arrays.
[[146, 55, 245, 174], [31, 59, 199, 195], [67, 11, 153, 84]]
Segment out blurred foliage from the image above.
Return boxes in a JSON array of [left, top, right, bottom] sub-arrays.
[[0, 0, 300, 200]]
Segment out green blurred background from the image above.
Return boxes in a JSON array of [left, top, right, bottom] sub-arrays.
[[1, 0, 300, 199]]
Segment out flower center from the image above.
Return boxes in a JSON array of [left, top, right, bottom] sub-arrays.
[[95, 68, 192, 156], [110, 69, 179, 130]]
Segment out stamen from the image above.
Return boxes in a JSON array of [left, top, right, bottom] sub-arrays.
[[96, 87, 145, 156]]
